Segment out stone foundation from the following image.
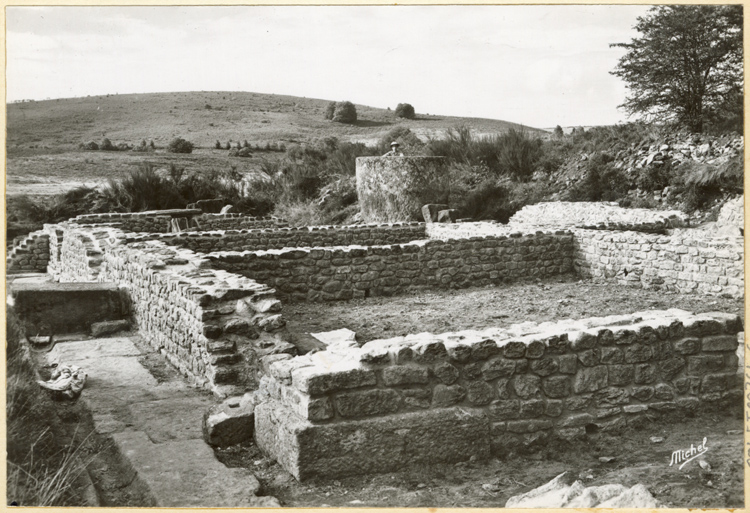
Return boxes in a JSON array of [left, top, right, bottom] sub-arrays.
[[254, 309, 743, 479]]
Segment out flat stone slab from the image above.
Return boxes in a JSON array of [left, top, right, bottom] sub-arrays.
[[43, 336, 276, 507], [255, 400, 490, 481], [111, 431, 272, 507]]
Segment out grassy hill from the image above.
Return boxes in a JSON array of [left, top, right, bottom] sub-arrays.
[[7, 91, 540, 196], [8, 91, 539, 150]]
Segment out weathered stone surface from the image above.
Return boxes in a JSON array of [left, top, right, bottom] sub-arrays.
[[432, 362, 460, 384], [471, 339, 500, 361], [542, 376, 570, 398], [292, 367, 376, 396], [437, 209, 459, 223], [701, 335, 738, 352], [382, 365, 429, 386], [507, 419, 552, 433], [402, 389, 431, 409], [203, 395, 255, 447], [634, 364, 657, 384], [573, 367, 608, 393], [631, 386, 655, 402], [701, 374, 729, 394], [530, 358, 559, 377], [467, 381, 495, 405], [421, 204, 449, 223], [558, 354, 577, 374], [432, 384, 466, 407], [594, 387, 629, 407], [520, 399, 545, 417], [624, 344, 652, 363], [503, 341, 527, 358], [334, 389, 402, 417], [686, 355, 724, 375], [489, 400, 520, 420], [565, 395, 593, 411], [513, 375, 542, 399], [525, 341, 545, 359], [545, 400, 563, 417], [674, 337, 700, 355], [658, 357, 686, 380], [255, 401, 490, 480], [577, 349, 600, 367], [600, 347, 623, 364], [481, 358, 515, 380], [607, 365, 634, 386]]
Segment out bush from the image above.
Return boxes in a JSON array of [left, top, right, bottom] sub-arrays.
[[395, 103, 416, 119], [553, 125, 564, 138], [495, 129, 543, 181], [80, 141, 99, 151], [376, 127, 425, 155], [215, 140, 222, 149], [566, 152, 630, 202], [324, 101, 336, 120], [167, 138, 194, 154], [100, 138, 115, 151], [332, 101, 357, 124]]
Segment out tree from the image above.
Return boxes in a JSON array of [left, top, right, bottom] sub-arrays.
[[553, 125, 564, 139], [167, 137, 194, 154], [332, 101, 357, 124], [611, 5, 743, 133], [324, 101, 336, 120], [395, 103, 416, 119]]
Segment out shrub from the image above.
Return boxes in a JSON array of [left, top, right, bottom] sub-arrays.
[[495, 129, 543, 181], [395, 103, 416, 119], [149, 140, 155, 149], [215, 140, 222, 149], [566, 152, 630, 202], [324, 101, 336, 120], [167, 138, 194, 154], [225, 142, 231, 150], [243, 140, 249, 148], [100, 138, 115, 151], [377, 127, 425, 155], [81, 141, 99, 151], [553, 125, 564, 138], [332, 101, 357, 124], [453, 179, 515, 222]]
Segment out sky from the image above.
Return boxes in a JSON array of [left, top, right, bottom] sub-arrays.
[[6, 5, 653, 128]]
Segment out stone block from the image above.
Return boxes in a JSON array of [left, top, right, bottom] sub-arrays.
[[634, 364, 657, 384], [489, 400, 520, 420], [542, 376, 570, 398], [673, 337, 700, 355], [382, 365, 429, 386], [203, 395, 255, 447], [600, 347, 623, 364], [686, 355, 724, 376], [624, 344, 652, 363], [467, 381, 495, 405], [526, 341, 545, 359], [334, 389, 402, 417], [520, 399, 545, 418], [701, 374, 729, 394], [530, 358, 559, 377], [432, 384, 467, 407], [513, 375, 542, 399], [432, 362, 460, 384], [577, 349, 599, 367], [481, 358, 515, 380], [565, 395, 593, 411], [402, 389, 431, 409], [437, 209, 459, 223], [701, 335, 738, 352], [507, 419, 552, 433], [545, 400, 563, 417], [607, 365, 634, 386], [254, 401, 490, 480], [559, 413, 594, 427], [503, 341, 527, 359], [594, 387, 629, 407], [558, 354, 577, 374], [573, 366, 608, 393], [292, 366, 377, 396], [471, 339, 500, 361], [421, 204, 449, 223]]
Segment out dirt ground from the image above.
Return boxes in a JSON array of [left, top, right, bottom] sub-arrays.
[[216, 412, 744, 508], [284, 274, 744, 343], [223, 275, 746, 508]]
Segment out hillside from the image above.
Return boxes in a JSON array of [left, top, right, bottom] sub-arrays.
[[6, 91, 540, 196], [8, 91, 538, 151]]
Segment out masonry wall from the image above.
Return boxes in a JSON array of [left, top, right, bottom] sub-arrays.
[[71, 211, 285, 233], [254, 309, 743, 480], [145, 223, 426, 254], [356, 156, 450, 223], [6, 230, 50, 273], [207, 232, 575, 302], [508, 201, 689, 231], [574, 229, 744, 298]]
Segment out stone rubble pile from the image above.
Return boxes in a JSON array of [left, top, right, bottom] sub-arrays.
[[612, 134, 743, 173]]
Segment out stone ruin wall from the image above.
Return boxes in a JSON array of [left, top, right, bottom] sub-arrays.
[[205, 231, 574, 302], [254, 309, 743, 480], [356, 156, 450, 223], [71, 211, 285, 234], [574, 230, 744, 297], [6, 230, 50, 273], [135, 223, 426, 254]]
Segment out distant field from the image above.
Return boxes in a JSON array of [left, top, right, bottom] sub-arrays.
[[7, 91, 540, 196]]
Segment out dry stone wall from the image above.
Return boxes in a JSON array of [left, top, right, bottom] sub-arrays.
[[254, 309, 743, 480], [356, 156, 450, 223], [137, 223, 425, 254], [206, 231, 574, 302], [71, 211, 285, 234], [574, 230, 744, 297], [508, 202, 689, 231], [6, 230, 50, 273]]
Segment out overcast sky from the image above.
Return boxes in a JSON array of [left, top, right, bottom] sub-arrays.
[[7, 5, 652, 128]]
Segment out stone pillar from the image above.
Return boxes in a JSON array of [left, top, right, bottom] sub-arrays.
[[356, 156, 449, 223]]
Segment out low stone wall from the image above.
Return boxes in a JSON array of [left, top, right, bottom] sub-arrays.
[[356, 156, 450, 223], [97, 239, 288, 395], [574, 229, 744, 297], [139, 223, 426, 254], [254, 309, 743, 480], [715, 196, 744, 237], [71, 211, 285, 234], [509, 202, 689, 232], [6, 230, 50, 273], [207, 231, 574, 302]]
